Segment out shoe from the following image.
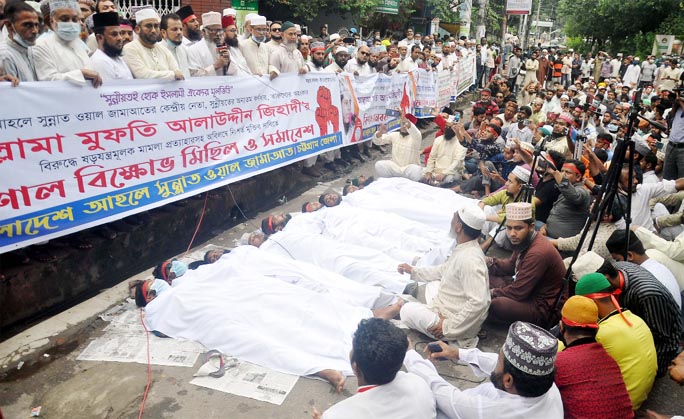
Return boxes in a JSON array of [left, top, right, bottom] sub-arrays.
[[351, 152, 367, 162], [334, 158, 350, 168], [323, 162, 338, 172], [302, 166, 322, 177]]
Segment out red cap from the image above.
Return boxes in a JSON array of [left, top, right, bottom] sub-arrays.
[[222, 15, 235, 28], [405, 114, 417, 125]]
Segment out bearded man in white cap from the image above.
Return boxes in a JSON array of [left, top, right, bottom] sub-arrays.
[[187, 11, 230, 76], [398, 205, 490, 348], [487, 202, 566, 329], [325, 46, 350, 73], [268, 20, 307, 79], [122, 8, 184, 80], [238, 15, 270, 75], [33, 0, 102, 86], [405, 320, 563, 418]]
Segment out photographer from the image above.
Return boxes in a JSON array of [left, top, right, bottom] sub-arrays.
[[663, 91, 684, 180]]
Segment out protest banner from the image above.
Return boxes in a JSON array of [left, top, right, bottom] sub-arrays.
[[0, 62, 475, 252]]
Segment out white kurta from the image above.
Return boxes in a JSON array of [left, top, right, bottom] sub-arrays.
[[162, 41, 192, 79], [238, 38, 270, 75], [268, 43, 306, 75], [122, 40, 180, 80], [0, 38, 37, 81], [260, 229, 410, 294], [89, 49, 133, 80], [402, 239, 490, 341], [145, 262, 371, 376], [186, 39, 219, 76], [33, 32, 91, 84], [228, 45, 252, 76], [404, 349, 564, 419], [344, 58, 374, 75], [321, 371, 437, 419], [425, 135, 467, 176]]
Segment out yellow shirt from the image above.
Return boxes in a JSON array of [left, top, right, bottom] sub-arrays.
[[597, 310, 657, 410]]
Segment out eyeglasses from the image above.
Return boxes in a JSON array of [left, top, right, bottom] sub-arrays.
[[359, 51, 369, 56], [271, 28, 281, 32], [496, 95, 503, 98]]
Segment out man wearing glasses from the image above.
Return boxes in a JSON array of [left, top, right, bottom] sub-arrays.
[[344, 45, 374, 76], [187, 11, 230, 76], [238, 15, 270, 75]]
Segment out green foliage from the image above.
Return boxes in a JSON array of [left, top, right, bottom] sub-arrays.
[[428, 0, 460, 23]]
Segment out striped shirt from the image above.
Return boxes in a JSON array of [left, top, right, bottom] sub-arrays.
[[615, 261, 683, 376]]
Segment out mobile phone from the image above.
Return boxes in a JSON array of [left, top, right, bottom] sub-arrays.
[[454, 113, 461, 123], [385, 109, 400, 117], [657, 141, 664, 151], [427, 342, 448, 361]]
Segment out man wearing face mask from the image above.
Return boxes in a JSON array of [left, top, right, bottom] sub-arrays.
[[187, 11, 230, 76], [422, 122, 467, 186], [640, 56, 656, 89], [1, 0, 39, 81], [238, 14, 270, 75], [122, 8, 183, 80], [89, 11, 131, 80], [160, 13, 191, 79], [33, 0, 102, 86], [268, 20, 307, 79]]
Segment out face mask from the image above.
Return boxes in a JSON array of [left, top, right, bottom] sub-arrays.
[[11, 27, 34, 48], [416, 58, 423, 65], [170, 260, 188, 278], [427, 59, 434, 65], [251, 34, 265, 43], [55, 21, 81, 42]]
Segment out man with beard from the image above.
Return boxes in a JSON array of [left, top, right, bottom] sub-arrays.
[[421, 122, 467, 186], [89, 11, 132, 80], [372, 112, 424, 181], [324, 46, 349, 73], [398, 205, 490, 349], [541, 159, 592, 240], [1, 0, 40, 81], [268, 20, 307, 78], [238, 15, 270, 75], [405, 320, 563, 418], [554, 296, 634, 418], [297, 35, 309, 61], [543, 115, 573, 158], [122, 8, 183, 80], [265, 20, 281, 51], [487, 202, 566, 328], [160, 13, 190, 79], [187, 11, 230, 76], [367, 46, 380, 71], [306, 41, 326, 72], [175, 5, 201, 46], [381, 53, 400, 75], [344, 45, 373, 76], [33, 0, 102, 86], [221, 15, 250, 75]]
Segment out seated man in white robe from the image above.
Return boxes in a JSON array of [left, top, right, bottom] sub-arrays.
[[372, 112, 424, 182], [89, 12, 133, 80], [144, 262, 400, 391], [187, 11, 230, 76], [399, 205, 490, 349], [249, 225, 412, 294], [405, 321, 563, 418], [315, 318, 436, 419], [33, 0, 102, 86]]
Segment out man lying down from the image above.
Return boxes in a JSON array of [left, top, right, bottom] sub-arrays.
[[329, 177, 478, 231], [132, 245, 404, 391]]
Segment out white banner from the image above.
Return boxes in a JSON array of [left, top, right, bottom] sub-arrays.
[[0, 68, 474, 253], [506, 0, 532, 14], [652, 34, 675, 56]]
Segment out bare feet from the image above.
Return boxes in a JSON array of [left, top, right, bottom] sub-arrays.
[[317, 369, 346, 393], [372, 299, 405, 320]]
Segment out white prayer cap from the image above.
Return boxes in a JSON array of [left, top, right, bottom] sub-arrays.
[[334, 46, 349, 55], [222, 7, 236, 17], [135, 8, 160, 23], [294, 23, 301, 32], [244, 13, 258, 23], [457, 205, 485, 231], [572, 251, 605, 281], [512, 165, 531, 183], [250, 15, 267, 26], [518, 141, 535, 154], [50, 0, 79, 13], [506, 202, 533, 221], [329, 33, 340, 41], [398, 40, 408, 48], [300, 34, 310, 41], [25, 0, 41, 12], [202, 11, 221, 27]]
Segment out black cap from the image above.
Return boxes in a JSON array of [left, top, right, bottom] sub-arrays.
[[176, 5, 194, 21], [93, 11, 120, 28]]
